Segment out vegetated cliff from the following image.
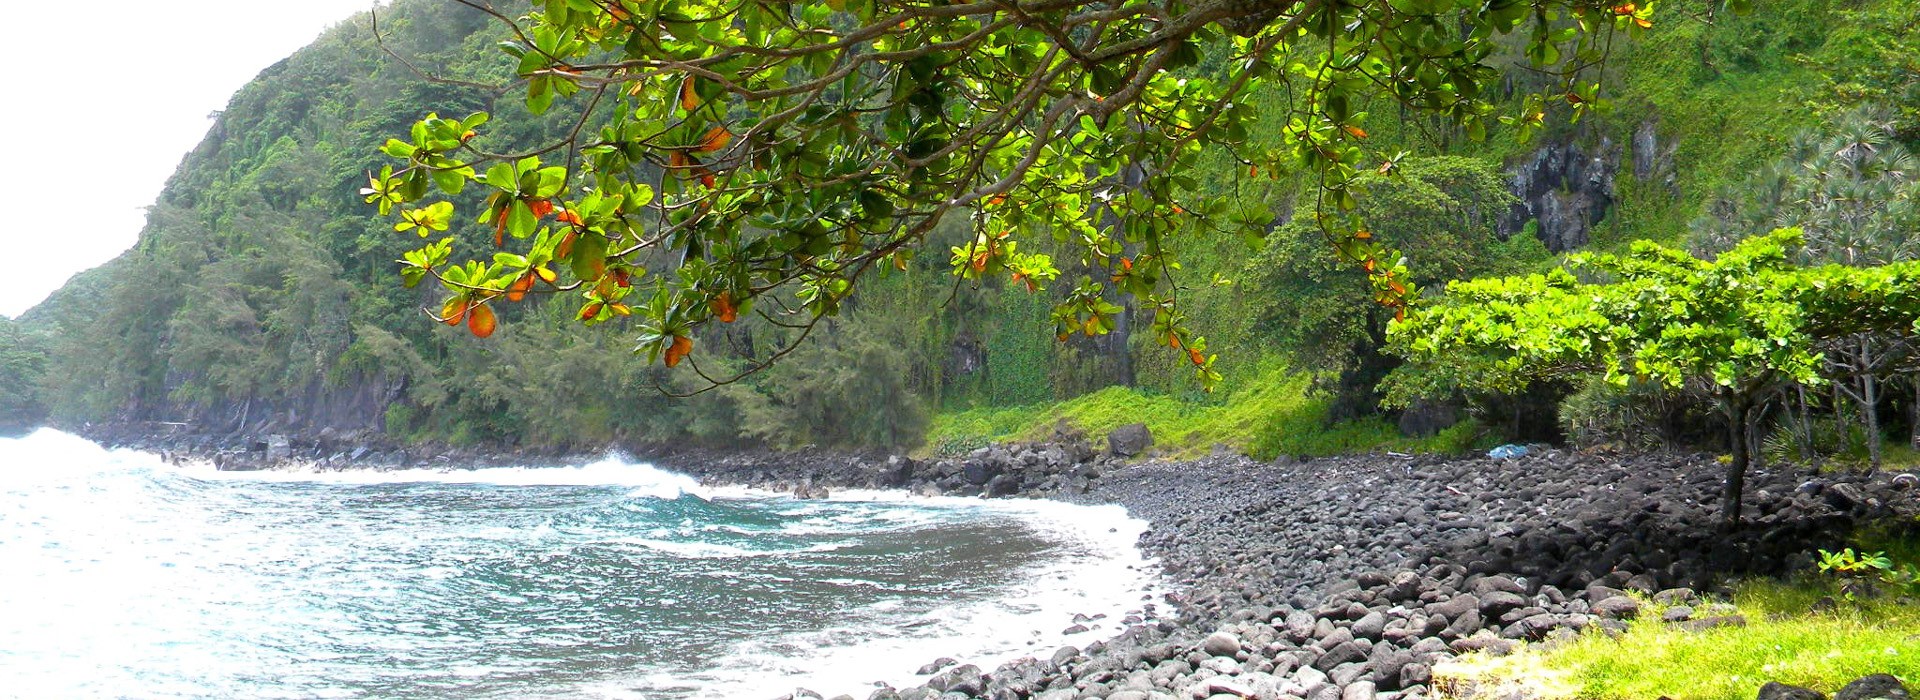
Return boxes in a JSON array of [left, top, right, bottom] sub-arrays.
[[16, 0, 1914, 452]]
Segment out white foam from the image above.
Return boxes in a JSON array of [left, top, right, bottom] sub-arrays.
[[667, 493, 1167, 699]]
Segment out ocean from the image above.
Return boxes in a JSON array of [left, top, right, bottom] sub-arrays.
[[0, 429, 1160, 699]]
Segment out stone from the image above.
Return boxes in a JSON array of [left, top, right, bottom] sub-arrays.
[[1109, 423, 1153, 457], [1662, 606, 1695, 623], [1591, 596, 1641, 620], [917, 658, 957, 675], [1478, 591, 1527, 618], [1314, 641, 1368, 672], [1342, 681, 1378, 700], [1351, 611, 1388, 640], [1834, 674, 1911, 700], [1673, 615, 1747, 633], [928, 664, 985, 695], [1203, 631, 1243, 657], [1652, 588, 1697, 606], [1757, 682, 1828, 700], [265, 434, 291, 461]]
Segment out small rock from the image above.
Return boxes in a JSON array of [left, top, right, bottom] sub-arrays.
[[1673, 615, 1746, 633], [1592, 596, 1641, 620], [1662, 606, 1695, 623], [1757, 681, 1828, 700], [1203, 631, 1243, 657]]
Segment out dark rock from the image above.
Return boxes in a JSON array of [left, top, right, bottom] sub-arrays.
[[1592, 596, 1641, 620], [927, 665, 985, 695], [1351, 611, 1388, 640], [1109, 423, 1153, 457], [1757, 681, 1828, 700], [1314, 641, 1368, 671], [1834, 674, 1911, 700], [1479, 591, 1527, 618], [1673, 615, 1746, 633], [917, 658, 957, 675], [1662, 606, 1695, 623]]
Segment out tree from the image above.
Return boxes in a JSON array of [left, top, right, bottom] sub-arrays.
[[363, 0, 1674, 390], [1692, 106, 1920, 467], [1242, 155, 1538, 420], [1385, 228, 1920, 525]]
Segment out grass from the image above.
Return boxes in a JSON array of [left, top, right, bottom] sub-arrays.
[[1437, 578, 1920, 700], [922, 364, 1492, 459]]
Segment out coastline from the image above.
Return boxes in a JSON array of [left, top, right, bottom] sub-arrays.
[[75, 425, 1920, 699]]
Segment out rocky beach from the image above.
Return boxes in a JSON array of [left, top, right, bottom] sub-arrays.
[[89, 425, 1920, 699]]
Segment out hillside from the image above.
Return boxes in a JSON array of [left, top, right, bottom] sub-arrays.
[[10, 0, 1918, 455]]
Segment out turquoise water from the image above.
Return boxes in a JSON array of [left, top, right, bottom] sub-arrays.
[[0, 429, 1158, 699]]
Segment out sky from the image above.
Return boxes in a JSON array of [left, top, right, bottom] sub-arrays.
[[0, 0, 382, 318]]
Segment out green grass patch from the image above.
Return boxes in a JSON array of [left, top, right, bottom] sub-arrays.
[[1439, 579, 1920, 700], [923, 364, 1490, 459]]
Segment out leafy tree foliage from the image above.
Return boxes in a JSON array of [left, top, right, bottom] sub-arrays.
[[1693, 107, 1920, 467], [365, 0, 1668, 389], [1386, 229, 1920, 524], [1242, 156, 1541, 419], [0, 318, 48, 431]]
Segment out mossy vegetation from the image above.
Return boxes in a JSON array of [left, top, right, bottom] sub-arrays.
[[924, 365, 1489, 459], [1438, 530, 1920, 700]]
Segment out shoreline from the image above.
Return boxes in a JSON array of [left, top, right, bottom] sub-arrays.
[[72, 425, 1920, 698]]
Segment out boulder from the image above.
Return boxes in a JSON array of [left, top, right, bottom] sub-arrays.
[[1109, 423, 1153, 457], [1202, 631, 1242, 657], [1591, 596, 1641, 620], [1834, 675, 1911, 700]]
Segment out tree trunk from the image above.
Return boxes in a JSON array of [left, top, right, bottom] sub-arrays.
[[1797, 384, 1814, 461], [1723, 394, 1751, 528], [1911, 378, 1919, 450], [1864, 369, 1882, 471]]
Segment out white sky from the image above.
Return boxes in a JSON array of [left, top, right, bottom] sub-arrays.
[[0, 0, 382, 318]]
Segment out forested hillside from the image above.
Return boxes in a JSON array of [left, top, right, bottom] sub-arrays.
[[9, 0, 1917, 457]]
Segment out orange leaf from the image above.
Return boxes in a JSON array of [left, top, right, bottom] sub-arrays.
[[1354, 230, 1372, 240], [698, 169, 716, 189], [987, 194, 1007, 207], [535, 266, 557, 284], [1612, 2, 1636, 13], [466, 303, 497, 338], [1633, 16, 1652, 28], [494, 211, 508, 247], [460, 130, 477, 142], [612, 268, 631, 288], [1343, 125, 1368, 139], [711, 292, 738, 323], [1248, 165, 1259, 178], [696, 126, 733, 153], [555, 209, 583, 227], [506, 274, 535, 302], [441, 298, 469, 326], [668, 150, 689, 169], [557, 231, 578, 259], [610, 304, 632, 317], [679, 76, 700, 112], [664, 335, 693, 367], [528, 199, 555, 218], [579, 302, 603, 321], [1188, 348, 1205, 366]]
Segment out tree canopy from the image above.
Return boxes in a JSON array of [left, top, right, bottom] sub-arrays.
[[1385, 228, 1920, 522], [365, 0, 1669, 390]]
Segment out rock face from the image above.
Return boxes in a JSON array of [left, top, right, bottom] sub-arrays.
[[1108, 423, 1153, 457], [1500, 139, 1620, 252]]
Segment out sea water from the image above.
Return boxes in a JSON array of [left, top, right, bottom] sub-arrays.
[[0, 429, 1160, 699]]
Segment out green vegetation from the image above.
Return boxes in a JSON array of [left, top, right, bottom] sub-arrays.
[[926, 364, 1485, 458], [1387, 229, 1920, 522], [1441, 579, 1920, 700], [9, 0, 1919, 460]]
